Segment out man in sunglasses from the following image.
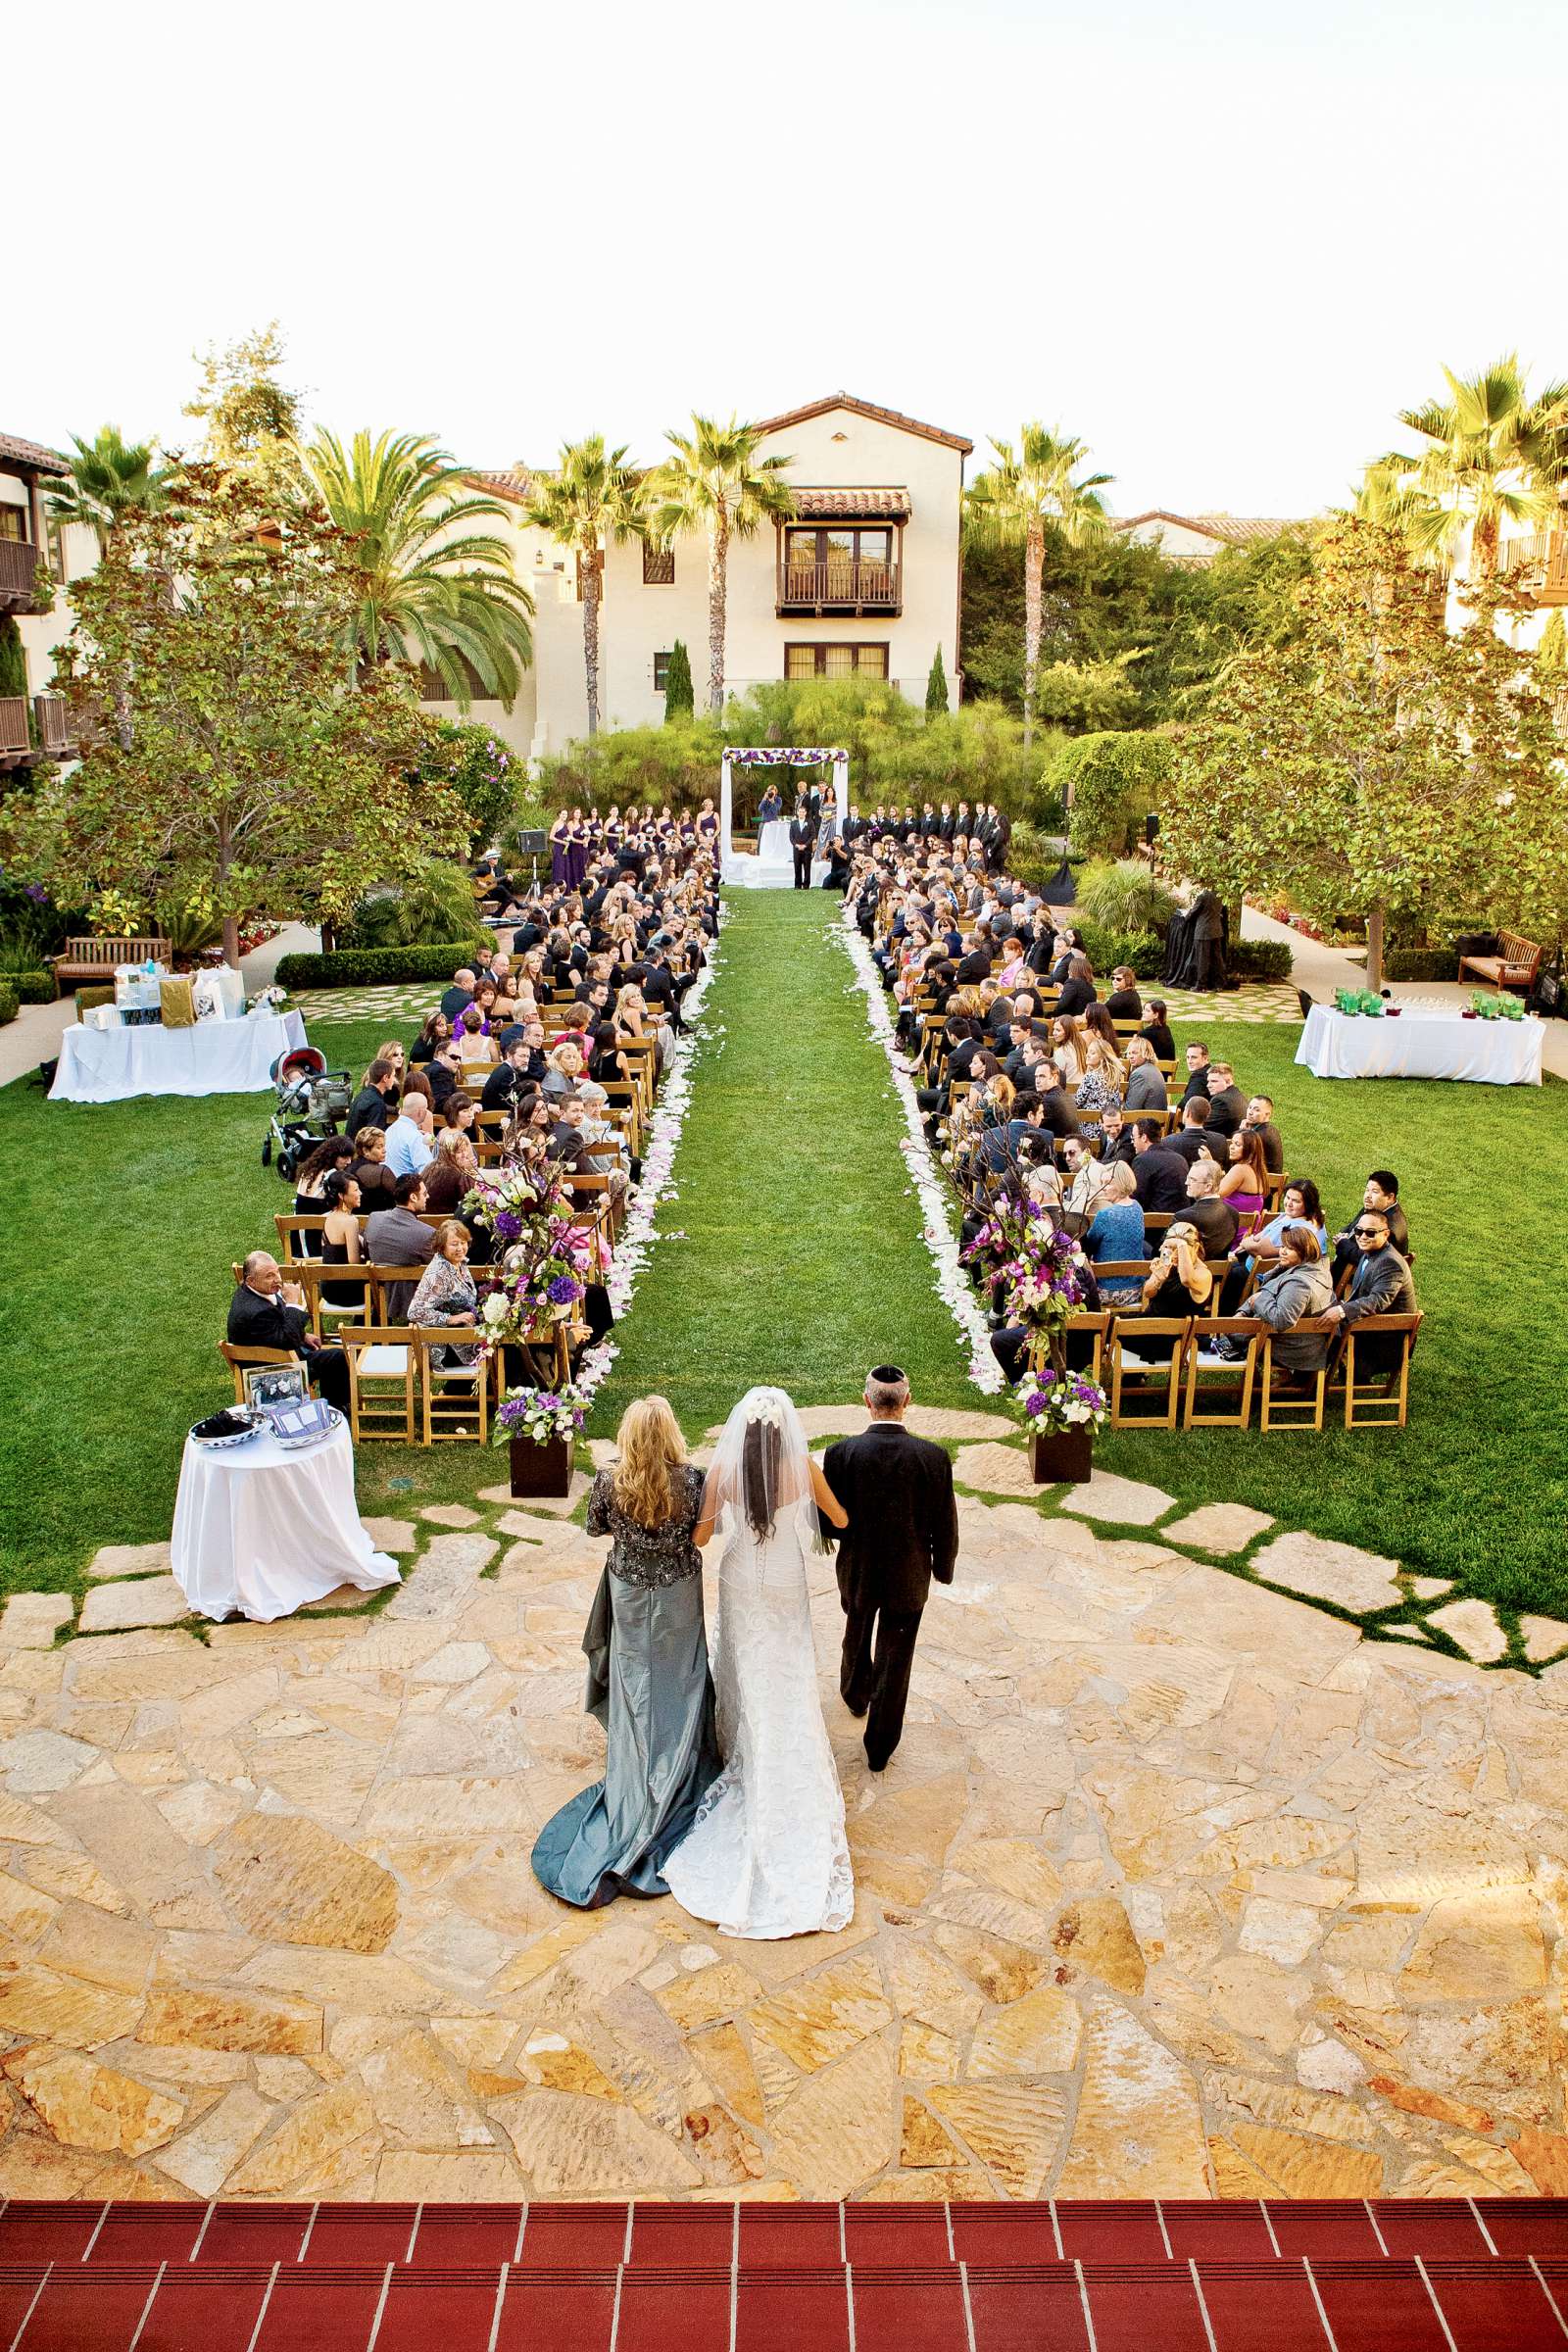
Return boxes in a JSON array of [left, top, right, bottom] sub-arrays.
[[1322, 1208, 1417, 1372]]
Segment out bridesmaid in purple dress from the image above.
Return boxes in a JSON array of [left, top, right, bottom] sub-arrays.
[[549, 810, 570, 888], [565, 816, 589, 890]]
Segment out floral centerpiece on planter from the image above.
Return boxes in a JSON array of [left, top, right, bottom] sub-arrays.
[[464, 1167, 592, 1496], [495, 1385, 588, 1449], [963, 1190, 1107, 1483]]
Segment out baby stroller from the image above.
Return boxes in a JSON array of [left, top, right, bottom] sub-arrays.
[[263, 1047, 353, 1181]]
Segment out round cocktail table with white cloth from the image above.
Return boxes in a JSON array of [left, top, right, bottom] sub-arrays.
[[49, 1010, 307, 1103], [171, 1418, 399, 1622], [1295, 1004, 1544, 1085]]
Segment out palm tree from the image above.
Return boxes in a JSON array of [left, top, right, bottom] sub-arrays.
[[47, 426, 169, 553], [964, 425, 1112, 747], [524, 436, 647, 735], [647, 416, 794, 715], [1370, 356, 1568, 583], [298, 430, 534, 707]]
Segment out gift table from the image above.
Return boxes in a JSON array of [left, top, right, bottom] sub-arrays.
[[171, 1416, 399, 1622], [1296, 1004, 1544, 1086], [50, 1010, 307, 1103]]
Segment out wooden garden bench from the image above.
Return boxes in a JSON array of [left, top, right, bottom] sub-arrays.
[[54, 934, 172, 990], [1457, 931, 1541, 993]]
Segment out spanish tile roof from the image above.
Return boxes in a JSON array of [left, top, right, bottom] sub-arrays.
[[466, 466, 535, 505], [0, 432, 70, 477], [752, 392, 973, 456], [791, 486, 911, 520], [1114, 510, 1310, 548]]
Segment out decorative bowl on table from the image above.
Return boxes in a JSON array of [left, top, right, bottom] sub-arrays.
[[268, 1402, 341, 1451], [191, 1407, 264, 1449]]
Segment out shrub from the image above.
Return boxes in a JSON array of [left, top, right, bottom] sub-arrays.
[[1228, 939, 1294, 982], [1005, 819, 1066, 891], [0, 985, 16, 1027], [1383, 948, 1459, 982], [1076, 922, 1164, 981], [925, 649, 948, 716], [4, 969, 55, 1004], [1058, 730, 1171, 857], [344, 858, 486, 951], [274, 944, 481, 990], [417, 720, 517, 854], [1075, 858, 1176, 938], [157, 901, 224, 961], [663, 640, 694, 722]]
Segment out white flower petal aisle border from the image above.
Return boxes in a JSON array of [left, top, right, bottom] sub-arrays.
[[575, 919, 725, 1405], [832, 909, 1004, 1394]]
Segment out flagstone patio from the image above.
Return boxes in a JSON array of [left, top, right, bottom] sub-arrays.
[[0, 1413, 1563, 2206]]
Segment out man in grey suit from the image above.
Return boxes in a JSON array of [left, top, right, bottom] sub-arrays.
[[822, 1367, 958, 1772], [1322, 1208, 1417, 1373]]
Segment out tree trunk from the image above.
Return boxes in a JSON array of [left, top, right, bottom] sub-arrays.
[[1022, 514, 1044, 752], [1365, 903, 1386, 991], [708, 511, 728, 717], [582, 551, 602, 737], [221, 913, 241, 966]]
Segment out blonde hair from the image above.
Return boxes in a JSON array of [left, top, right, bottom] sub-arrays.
[[612, 1396, 688, 1528]]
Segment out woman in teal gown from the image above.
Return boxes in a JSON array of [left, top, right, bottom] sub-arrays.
[[532, 1398, 720, 1907]]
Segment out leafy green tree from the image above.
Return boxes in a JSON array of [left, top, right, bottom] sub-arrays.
[[964, 424, 1111, 748], [47, 426, 170, 553], [183, 321, 304, 498], [1, 466, 460, 964], [418, 719, 516, 852], [299, 430, 534, 708], [1368, 355, 1568, 580], [647, 416, 795, 714], [663, 638, 694, 721], [925, 648, 948, 716], [1161, 517, 1567, 985], [1059, 730, 1172, 856], [525, 436, 647, 735]]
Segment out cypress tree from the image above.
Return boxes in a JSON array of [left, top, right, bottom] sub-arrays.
[[925, 647, 948, 716], [664, 638, 694, 722], [0, 618, 25, 701]]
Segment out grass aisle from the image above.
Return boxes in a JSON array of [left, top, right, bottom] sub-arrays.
[[591, 889, 972, 1438]]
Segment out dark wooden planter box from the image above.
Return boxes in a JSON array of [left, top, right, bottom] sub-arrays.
[[1029, 1426, 1095, 1486], [509, 1433, 572, 1498]]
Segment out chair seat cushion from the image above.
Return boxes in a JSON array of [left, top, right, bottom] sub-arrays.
[[359, 1346, 410, 1376]]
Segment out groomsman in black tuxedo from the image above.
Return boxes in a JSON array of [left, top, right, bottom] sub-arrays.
[[789, 802, 815, 889], [822, 1367, 958, 1772]]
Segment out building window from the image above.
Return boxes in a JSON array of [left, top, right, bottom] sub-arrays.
[[785, 644, 889, 681], [417, 657, 497, 703], [0, 507, 26, 546], [653, 651, 672, 692], [643, 542, 675, 585]]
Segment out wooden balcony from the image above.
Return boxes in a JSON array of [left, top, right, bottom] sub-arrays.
[[1503, 526, 1568, 607], [776, 558, 902, 616], [0, 695, 29, 769], [35, 694, 77, 756], [0, 538, 41, 612]]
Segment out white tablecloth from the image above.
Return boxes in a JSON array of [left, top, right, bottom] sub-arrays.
[[171, 1417, 399, 1622], [1297, 1004, 1544, 1085], [50, 1010, 307, 1103]]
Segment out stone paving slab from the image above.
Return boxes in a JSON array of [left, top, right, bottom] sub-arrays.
[[0, 1461, 1557, 2204]]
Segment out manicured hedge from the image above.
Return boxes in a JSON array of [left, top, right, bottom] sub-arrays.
[[1383, 948, 1459, 982], [6, 970, 55, 1004], [1229, 939, 1294, 983], [0, 986, 17, 1027], [273, 944, 480, 990]]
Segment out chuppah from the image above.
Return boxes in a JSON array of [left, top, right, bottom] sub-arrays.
[[719, 747, 848, 889]]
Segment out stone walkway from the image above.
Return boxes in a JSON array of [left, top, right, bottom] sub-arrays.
[[0, 1409, 1563, 2205]]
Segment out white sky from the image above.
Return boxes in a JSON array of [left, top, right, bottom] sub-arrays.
[[11, 0, 1561, 517]]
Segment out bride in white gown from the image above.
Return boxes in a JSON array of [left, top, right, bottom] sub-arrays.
[[663, 1387, 855, 1938]]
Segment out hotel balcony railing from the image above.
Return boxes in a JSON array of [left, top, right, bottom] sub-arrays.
[[0, 538, 41, 606], [776, 559, 902, 614], [1502, 527, 1568, 606], [35, 695, 77, 755], [0, 696, 28, 756]]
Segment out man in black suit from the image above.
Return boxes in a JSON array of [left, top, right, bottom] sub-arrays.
[[481, 1038, 533, 1114], [1242, 1094, 1285, 1174], [1130, 1119, 1191, 1211], [227, 1253, 351, 1413], [347, 1058, 399, 1141], [1331, 1172, 1412, 1284], [1167, 1096, 1232, 1168], [822, 1367, 958, 1772], [1202, 1060, 1246, 1137], [789, 806, 815, 890]]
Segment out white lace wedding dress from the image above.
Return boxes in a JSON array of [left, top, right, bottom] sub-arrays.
[[663, 1402, 854, 1939]]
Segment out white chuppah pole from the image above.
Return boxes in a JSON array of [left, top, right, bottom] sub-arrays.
[[719, 749, 736, 882]]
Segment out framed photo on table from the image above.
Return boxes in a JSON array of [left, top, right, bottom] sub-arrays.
[[242, 1364, 309, 1409]]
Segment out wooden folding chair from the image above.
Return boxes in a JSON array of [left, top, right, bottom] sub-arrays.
[[1183, 1317, 1262, 1429], [290, 1259, 374, 1344], [1063, 1310, 1111, 1387], [218, 1341, 301, 1405], [411, 1328, 491, 1444], [1336, 1312, 1422, 1430], [367, 1265, 434, 1325], [273, 1213, 327, 1261], [1107, 1316, 1190, 1428], [1258, 1319, 1335, 1432], [339, 1325, 417, 1441]]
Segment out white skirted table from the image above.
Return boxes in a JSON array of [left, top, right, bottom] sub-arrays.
[[171, 1418, 400, 1623], [1296, 1004, 1544, 1086], [50, 1010, 307, 1103]]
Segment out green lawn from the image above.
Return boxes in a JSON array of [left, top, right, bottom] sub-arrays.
[[2, 897, 1563, 1618]]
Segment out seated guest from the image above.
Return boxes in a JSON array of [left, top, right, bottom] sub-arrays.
[[1122, 1035, 1168, 1111], [1179, 1040, 1214, 1106], [440, 1093, 478, 1140], [410, 1010, 452, 1064], [227, 1252, 350, 1412], [1140, 999, 1176, 1062], [1219, 1178, 1325, 1314], [292, 1138, 356, 1246], [1167, 1096, 1232, 1168], [1139, 1219, 1213, 1324], [347, 1057, 399, 1140], [1241, 1094, 1285, 1173], [1182, 1158, 1240, 1256], [1073, 1036, 1125, 1144], [976, 1088, 1050, 1176], [458, 1005, 497, 1065], [1094, 1102, 1136, 1166], [1130, 1118, 1190, 1212], [439, 966, 477, 1022], [1033, 1073, 1082, 1141], [318, 1172, 365, 1307], [407, 1219, 480, 1366], [350, 1124, 397, 1209], [1215, 1128, 1269, 1226], [1062, 1136, 1114, 1222], [1081, 1004, 1121, 1056], [1222, 1224, 1335, 1373], [365, 1174, 437, 1321], [1203, 1059, 1246, 1136], [1332, 1171, 1412, 1280], [384, 1090, 435, 1178], [1051, 1014, 1087, 1087], [425, 1042, 467, 1109], [482, 1037, 534, 1115], [1322, 1207, 1418, 1369], [1083, 1161, 1146, 1303], [1054, 952, 1097, 1017], [1103, 965, 1143, 1022], [422, 1127, 479, 1213]]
